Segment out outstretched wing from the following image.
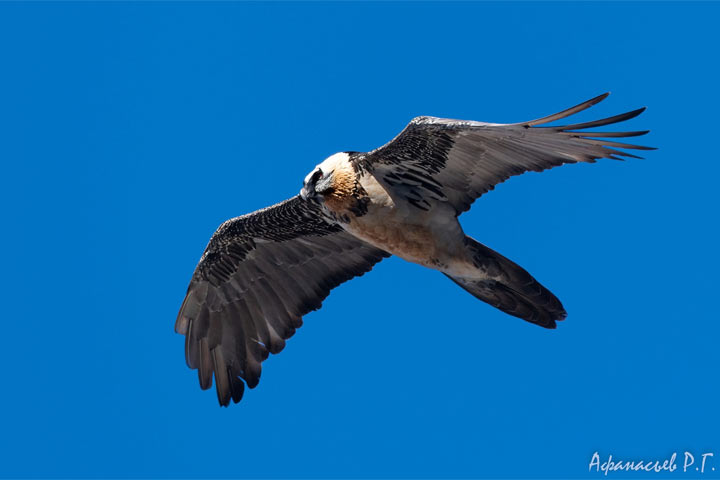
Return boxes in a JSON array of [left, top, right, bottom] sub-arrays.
[[175, 196, 389, 406], [355, 93, 654, 215]]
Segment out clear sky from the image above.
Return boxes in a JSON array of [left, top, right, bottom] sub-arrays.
[[1, 2, 718, 478]]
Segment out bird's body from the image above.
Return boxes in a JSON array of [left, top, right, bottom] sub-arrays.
[[176, 93, 653, 406], [320, 152, 469, 274]]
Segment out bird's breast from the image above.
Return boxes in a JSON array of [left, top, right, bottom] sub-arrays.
[[323, 170, 464, 268], [347, 215, 444, 266]]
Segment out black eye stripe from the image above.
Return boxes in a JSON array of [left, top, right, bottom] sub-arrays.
[[311, 169, 323, 183]]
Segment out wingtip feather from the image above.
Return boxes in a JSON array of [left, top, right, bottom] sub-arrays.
[[523, 92, 611, 127]]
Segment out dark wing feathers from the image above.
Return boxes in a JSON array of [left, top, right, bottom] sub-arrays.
[[522, 92, 610, 126], [357, 93, 653, 215], [176, 196, 388, 406]]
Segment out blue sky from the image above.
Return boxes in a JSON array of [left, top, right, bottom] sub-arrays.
[[1, 2, 719, 478]]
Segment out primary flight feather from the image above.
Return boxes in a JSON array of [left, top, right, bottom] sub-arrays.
[[176, 93, 653, 406]]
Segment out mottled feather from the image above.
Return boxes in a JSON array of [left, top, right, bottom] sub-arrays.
[[354, 92, 653, 215], [176, 196, 388, 406]]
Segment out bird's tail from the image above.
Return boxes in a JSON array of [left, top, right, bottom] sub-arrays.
[[445, 236, 567, 329]]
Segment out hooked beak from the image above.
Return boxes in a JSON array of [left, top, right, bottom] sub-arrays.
[[300, 170, 332, 202], [300, 182, 316, 201]]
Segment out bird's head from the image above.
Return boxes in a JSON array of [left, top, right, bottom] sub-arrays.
[[300, 152, 350, 203]]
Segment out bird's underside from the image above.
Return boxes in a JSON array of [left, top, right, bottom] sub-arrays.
[[176, 93, 653, 406]]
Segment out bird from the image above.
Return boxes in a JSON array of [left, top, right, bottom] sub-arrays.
[[176, 93, 653, 406]]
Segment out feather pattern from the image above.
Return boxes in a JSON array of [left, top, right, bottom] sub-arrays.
[[354, 92, 654, 215], [176, 196, 389, 406]]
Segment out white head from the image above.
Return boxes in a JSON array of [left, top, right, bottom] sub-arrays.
[[300, 152, 351, 202]]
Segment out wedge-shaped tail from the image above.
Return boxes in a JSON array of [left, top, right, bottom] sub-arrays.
[[446, 237, 567, 328]]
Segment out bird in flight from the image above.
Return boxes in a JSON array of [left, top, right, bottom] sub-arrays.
[[176, 93, 652, 406]]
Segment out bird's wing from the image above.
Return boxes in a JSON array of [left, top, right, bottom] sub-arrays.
[[355, 93, 654, 215], [175, 196, 389, 406]]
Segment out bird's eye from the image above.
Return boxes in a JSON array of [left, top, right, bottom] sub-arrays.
[[311, 169, 323, 184]]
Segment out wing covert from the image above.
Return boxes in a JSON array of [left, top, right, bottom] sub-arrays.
[[175, 196, 389, 406], [355, 93, 654, 215]]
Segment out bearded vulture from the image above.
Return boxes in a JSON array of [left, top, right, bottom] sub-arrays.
[[176, 93, 653, 406]]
